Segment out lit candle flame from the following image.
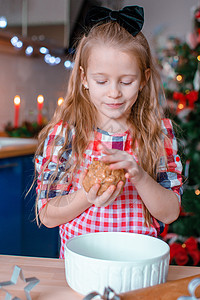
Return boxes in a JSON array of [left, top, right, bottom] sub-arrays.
[[37, 95, 44, 126], [57, 97, 64, 106], [37, 95, 44, 104], [14, 95, 20, 105]]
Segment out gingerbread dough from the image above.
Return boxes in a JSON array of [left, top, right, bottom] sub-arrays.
[[82, 159, 126, 196]]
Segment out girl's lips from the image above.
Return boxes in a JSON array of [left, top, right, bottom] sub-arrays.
[[105, 103, 124, 108]]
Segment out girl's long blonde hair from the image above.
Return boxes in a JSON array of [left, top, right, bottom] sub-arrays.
[[35, 22, 166, 225]]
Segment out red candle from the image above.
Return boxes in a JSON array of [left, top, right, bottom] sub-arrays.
[[37, 95, 44, 126], [14, 95, 20, 128]]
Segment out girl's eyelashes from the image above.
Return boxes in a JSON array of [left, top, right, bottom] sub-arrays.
[[95, 81, 133, 85], [121, 81, 132, 85], [96, 81, 107, 84]]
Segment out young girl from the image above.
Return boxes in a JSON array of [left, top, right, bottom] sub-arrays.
[[35, 5, 183, 259]]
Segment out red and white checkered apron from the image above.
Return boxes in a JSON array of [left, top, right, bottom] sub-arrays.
[[36, 119, 182, 259]]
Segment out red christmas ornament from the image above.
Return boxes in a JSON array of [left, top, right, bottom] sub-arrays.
[[170, 243, 189, 265], [169, 237, 200, 266], [185, 236, 198, 251], [186, 90, 199, 108], [185, 237, 200, 266], [172, 90, 198, 113], [175, 251, 190, 266], [173, 92, 185, 101]]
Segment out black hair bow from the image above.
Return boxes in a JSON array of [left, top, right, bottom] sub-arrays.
[[85, 6, 144, 37]]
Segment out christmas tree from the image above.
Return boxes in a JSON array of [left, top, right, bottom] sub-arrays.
[[157, 6, 200, 266]]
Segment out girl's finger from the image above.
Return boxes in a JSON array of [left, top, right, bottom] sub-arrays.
[[94, 184, 116, 206], [111, 181, 124, 198], [100, 151, 130, 164], [108, 160, 136, 173], [87, 184, 101, 202], [97, 142, 115, 154], [101, 181, 124, 207]]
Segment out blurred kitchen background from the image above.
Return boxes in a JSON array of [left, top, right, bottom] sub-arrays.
[[0, 0, 200, 264]]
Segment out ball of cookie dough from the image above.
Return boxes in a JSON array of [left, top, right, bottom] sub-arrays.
[[82, 159, 126, 196]]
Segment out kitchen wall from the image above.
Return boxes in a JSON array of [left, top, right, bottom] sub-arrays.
[[0, 0, 198, 131], [0, 53, 69, 130]]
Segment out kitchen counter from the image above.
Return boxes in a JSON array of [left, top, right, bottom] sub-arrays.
[[0, 137, 37, 158], [0, 255, 200, 300]]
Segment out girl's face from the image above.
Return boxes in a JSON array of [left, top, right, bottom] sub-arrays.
[[82, 44, 143, 132]]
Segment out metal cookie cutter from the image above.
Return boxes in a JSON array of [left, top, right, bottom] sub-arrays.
[[83, 286, 121, 300], [177, 277, 200, 300], [0, 265, 39, 300]]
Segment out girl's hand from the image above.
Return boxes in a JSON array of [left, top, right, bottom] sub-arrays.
[[80, 169, 124, 207], [98, 143, 145, 185]]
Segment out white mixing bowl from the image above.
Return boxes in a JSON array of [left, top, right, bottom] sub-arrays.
[[65, 232, 170, 295]]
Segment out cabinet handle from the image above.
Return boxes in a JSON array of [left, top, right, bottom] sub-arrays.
[[0, 163, 19, 169]]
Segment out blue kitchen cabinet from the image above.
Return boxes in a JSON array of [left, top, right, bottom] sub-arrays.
[[0, 155, 59, 258], [0, 156, 23, 255]]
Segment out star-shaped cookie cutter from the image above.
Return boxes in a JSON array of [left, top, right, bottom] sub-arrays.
[[0, 265, 40, 300]]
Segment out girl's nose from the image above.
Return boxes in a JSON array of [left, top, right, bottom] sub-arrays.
[[107, 83, 122, 99]]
